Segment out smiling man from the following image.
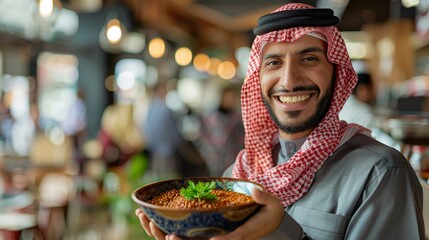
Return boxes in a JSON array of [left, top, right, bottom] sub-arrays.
[[136, 3, 425, 240], [260, 35, 335, 139]]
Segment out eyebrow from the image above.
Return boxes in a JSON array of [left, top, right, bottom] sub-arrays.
[[262, 46, 326, 61], [262, 53, 281, 61], [299, 46, 325, 54]]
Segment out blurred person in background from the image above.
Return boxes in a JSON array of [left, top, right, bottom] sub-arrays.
[[197, 85, 244, 176], [340, 72, 376, 129], [140, 80, 184, 180], [98, 102, 145, 167], [137, 3, 424, 239], [59, 89, 87, 172], [340, 72, 400, 149]]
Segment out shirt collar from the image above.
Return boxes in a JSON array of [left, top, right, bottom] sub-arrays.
[[277, 135, 307, 165]]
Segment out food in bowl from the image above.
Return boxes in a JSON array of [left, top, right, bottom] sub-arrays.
[[132, 177, 263, 239], [148, 180, 255, 209]]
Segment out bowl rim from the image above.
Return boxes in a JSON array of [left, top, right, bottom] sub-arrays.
[[131, 177, 264, 212]]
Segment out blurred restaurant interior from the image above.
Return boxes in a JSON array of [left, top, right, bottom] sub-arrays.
[[1, 0, 429, 239]]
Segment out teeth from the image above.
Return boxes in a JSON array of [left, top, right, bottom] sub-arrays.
[[279, 95, 310, 104]]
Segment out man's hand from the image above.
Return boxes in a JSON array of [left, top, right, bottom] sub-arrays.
[[210, 188, 284, 240], [135, 208, 167, 240]]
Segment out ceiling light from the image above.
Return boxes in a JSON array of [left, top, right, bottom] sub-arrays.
[[175, 47, 193, 66], [148, 38, 166, 59], [193, 53, 210, 72], [32, 0, 63, 40], [99, 14, 128, 54], [218, 61, 236, 80]]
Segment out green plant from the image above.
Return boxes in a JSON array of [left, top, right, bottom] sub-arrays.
[[180, 180, 218, 200]]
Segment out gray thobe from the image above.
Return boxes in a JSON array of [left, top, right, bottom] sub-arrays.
[[225, 134, 425, 239]]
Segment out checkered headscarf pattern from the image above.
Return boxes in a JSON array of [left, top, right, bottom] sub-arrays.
[[232, 3, 362, 206]]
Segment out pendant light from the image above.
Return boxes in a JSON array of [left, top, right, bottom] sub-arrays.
[[99, 7, 128, 54], [36, 0, 62, 20], [32, 0, 63, 40]]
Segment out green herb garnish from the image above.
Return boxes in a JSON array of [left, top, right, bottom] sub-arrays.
[[180, 180, 218, 200]]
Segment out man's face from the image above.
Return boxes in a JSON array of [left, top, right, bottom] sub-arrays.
[[259, 35, 335, 139]]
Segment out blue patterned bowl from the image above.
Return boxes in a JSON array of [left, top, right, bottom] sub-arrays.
[[132, 177, 263, 239]]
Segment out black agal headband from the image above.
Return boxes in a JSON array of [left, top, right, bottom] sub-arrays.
[[253, 8, 340, 35]]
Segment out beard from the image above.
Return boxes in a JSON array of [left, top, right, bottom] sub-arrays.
[[263, 82, 335, 134]]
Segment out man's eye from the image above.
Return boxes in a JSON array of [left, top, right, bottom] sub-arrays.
[[267, 60, 280, 66], [303, 57, 318, 62]]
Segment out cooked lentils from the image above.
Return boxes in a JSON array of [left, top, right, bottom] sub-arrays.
[[148, 189, 254, 209]]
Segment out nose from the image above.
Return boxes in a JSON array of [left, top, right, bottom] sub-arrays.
[[279, 60, 300, 90]]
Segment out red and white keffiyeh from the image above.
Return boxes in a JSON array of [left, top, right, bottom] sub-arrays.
[[232, 3, 370, 206]]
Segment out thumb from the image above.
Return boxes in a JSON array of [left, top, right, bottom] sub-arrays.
[[252, 187, 273, 204], [251, 187, 283, 209]]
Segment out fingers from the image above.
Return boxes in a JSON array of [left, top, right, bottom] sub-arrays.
[[135, 208, 169, 240], [211, 189, 284, 240], [252, 187, 281, 210], [149, 221, 167, 240], [166, 235, 183, 240], [135, 208, 153, 237]]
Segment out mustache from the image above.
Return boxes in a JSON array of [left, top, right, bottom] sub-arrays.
[[269, 85, 320, 95]]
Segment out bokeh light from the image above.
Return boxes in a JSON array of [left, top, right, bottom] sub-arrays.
[[175, 47, 193, 66], [148, 37, 166, 59]]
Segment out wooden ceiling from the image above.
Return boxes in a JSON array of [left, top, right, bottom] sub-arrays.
[[121, 0, 281, 51], [119, 0, 416, 50]]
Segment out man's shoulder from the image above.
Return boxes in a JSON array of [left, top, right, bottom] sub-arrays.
[[335, 133, 408, 169], [346, 134, 401, 155], [317, 134, 418, 189]]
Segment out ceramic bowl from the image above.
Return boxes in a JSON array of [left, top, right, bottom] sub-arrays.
[[132, 177, 263, 239]]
